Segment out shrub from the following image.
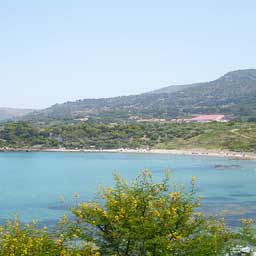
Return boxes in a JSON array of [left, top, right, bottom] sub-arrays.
[[0, 218, 99, 256], [71, 171, 232, 255]]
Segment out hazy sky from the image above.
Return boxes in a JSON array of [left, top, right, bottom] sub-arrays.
[[1, 0, 256, 109]]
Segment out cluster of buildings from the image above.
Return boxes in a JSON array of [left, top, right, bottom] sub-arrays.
[[178, 114, 228, 123], [132, 114, 228, 124], [72, 114, 229, 124]]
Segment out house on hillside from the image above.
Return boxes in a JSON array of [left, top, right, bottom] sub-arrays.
[[185, 115, 228, 123], [136, 118, 167, 123]]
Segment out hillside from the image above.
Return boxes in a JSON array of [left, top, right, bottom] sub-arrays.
[[25, 69, 256, 122], [0, 108, 34, 121], [1, 122, 256, 153]]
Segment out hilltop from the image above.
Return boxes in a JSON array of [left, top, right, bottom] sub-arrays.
[[25, 69, 256, 122]]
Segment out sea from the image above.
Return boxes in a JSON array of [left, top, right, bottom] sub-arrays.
[[0, 152, 256, 226]]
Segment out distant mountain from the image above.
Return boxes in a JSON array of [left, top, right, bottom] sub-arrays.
[[146, 83, 203, 95], [25, 69, 256, 122], [0, 108, 34, 121]]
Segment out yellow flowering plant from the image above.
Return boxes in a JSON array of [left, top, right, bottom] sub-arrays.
[[71, 171, 232, 255], [0, 217, 99, 256]]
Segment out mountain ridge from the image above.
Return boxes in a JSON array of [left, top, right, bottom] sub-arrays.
[[25, 69, 256, 122]]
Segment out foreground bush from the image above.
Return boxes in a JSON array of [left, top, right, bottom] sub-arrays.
[[0, 171, 255, 255], [70, 171, 233, 255], [0, 218, 100, 256]]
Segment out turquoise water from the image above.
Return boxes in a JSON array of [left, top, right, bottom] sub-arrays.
[[0, 152, 256, 226]]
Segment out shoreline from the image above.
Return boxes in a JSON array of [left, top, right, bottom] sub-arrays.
[[0, 147, 256, 160]]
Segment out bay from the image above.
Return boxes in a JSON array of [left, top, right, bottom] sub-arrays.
[[0, 152, 255, 226]]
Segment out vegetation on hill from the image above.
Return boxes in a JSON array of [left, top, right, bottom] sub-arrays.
[[0, 121, 256, 152], [0, 171, 256, 255], [24, 69, 256, 122]]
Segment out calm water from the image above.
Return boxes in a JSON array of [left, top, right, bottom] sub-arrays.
[[0, 152, 256, 226]]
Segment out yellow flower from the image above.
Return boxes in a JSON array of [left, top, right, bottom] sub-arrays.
[[191, 176, 196, 186], [170, 192, 180, 200]]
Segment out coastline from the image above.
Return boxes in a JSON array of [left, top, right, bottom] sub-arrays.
[[0, 147, 256, 160]]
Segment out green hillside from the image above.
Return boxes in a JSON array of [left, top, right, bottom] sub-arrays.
[[1, 121, 256, 152], [25, 69, 256, 122]]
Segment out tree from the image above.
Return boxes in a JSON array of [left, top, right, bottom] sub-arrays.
[[71, 171, 232, 256]]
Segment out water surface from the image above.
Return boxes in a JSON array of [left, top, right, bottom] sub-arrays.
[[0, 152, 255, 226]]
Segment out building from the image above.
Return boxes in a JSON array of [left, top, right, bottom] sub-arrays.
[[185, 115, 227, 123], [136, 118, 168, 123]]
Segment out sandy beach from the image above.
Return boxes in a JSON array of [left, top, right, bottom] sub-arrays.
[[1, 147, 256, 160]]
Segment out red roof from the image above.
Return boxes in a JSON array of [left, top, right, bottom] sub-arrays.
[[189, 115, 225, 121]]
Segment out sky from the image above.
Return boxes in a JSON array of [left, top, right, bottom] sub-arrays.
[[1, 0, 256, 109]]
